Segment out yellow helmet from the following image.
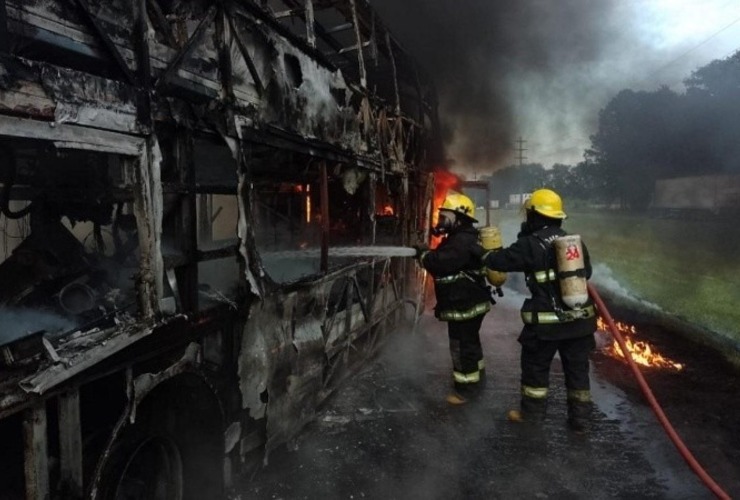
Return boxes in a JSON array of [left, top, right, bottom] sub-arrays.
[[526, 188, 566, 219], [440, 191, 477, 222]]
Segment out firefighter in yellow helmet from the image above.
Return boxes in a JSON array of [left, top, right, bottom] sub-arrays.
[[413, 191, 492, 404], [482, 188, 597, 431]]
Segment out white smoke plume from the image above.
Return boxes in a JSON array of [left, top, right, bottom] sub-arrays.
[[0, 307, 77, 346]]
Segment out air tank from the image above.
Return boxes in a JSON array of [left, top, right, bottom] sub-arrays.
[[553, 235, 588, 309], [479, 226, 507, 287]]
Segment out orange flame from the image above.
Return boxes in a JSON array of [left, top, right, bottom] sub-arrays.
[[597, 317, 683, 371], [379, 204, 394, 216], [305, 184, 311, 223], [431, 170, 460, 248]]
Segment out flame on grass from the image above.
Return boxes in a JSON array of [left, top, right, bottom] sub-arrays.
[[597, 317, 684, 371]]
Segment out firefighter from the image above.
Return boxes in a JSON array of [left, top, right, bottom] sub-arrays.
[[414, 191, 491, 405], [482, 188, 597, 431]]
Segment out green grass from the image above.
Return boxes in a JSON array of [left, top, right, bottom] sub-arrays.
[[493, 209, 740, 345]]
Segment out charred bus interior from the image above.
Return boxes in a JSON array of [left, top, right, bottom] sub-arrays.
[[0, 1, 441, 498]]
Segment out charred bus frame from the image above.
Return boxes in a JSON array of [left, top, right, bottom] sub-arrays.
[[0, 1, 441, 498]]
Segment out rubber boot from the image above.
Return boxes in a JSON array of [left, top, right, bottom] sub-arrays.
[[478, 367, 487, 389], [446, 392, 468, 405], [567, 400, 592, 433], [447, 380, 483, 405], [508, 396, 546, 423]]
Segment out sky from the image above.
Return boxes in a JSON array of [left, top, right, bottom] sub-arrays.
[[369, 0, 740, 177]]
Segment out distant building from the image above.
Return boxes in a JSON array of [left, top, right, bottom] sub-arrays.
[[507, 193, 532, 208], [653, 174, 740, 214]]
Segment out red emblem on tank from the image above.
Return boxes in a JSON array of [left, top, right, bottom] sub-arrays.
[[565, 244, 580, 260]]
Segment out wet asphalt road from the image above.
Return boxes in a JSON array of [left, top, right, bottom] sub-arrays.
[[241, 290, 734, 500]]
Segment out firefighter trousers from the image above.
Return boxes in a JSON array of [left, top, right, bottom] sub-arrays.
[[519, 332, 595, 391], [447, 315, 485, 395], [517, 332, 595, 420]]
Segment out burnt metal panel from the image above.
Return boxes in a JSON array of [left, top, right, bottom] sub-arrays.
[[58, 390, 84, 498], [155, 5, 217, 92], [23, 404, 49, 500], [238, 256, 408, 453], [0, 115, 143, 154], [70, 0, 136, 85], [0, 0, 438, 172], [0, 1, 9, 53]]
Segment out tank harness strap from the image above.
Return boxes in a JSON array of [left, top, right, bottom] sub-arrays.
[[557, 269, 588, 279]]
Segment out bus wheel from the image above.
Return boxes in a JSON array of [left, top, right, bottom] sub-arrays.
[[96, 375, 223, 500], [103, 432, 184, 500]]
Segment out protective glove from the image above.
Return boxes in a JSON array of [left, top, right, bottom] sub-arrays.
[[412, 243, 429, 260], [473, 245, 502, 267], [471, 243, 486, 260]]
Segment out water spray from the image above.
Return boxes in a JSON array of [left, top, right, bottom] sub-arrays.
[[263, 245, 417, 260]]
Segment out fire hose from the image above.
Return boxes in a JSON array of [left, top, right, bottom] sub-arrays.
[[588, 283, 731, 500]]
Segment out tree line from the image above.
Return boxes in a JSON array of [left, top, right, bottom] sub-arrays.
[[485, 49, 740, 210]]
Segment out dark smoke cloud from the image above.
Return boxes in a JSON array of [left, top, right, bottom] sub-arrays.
[[369, 0, 738, 174]]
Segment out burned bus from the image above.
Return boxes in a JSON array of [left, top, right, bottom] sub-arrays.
[[0, 1, 442, 498]]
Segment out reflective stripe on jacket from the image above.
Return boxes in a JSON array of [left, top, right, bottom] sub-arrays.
[[521, 305, 596, 324], [437, 302, 490, 321], [420, 225, 490, 321], [433, 268, 486, 284], [532, 269, 557, 283]]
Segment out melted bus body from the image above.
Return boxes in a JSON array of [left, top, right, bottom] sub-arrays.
[[0, 1, 440, 497]]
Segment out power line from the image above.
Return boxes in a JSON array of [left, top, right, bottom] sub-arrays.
[[651, 14, 740, 79], [661, 43, 740, 89], [720, 45, 740, 60]]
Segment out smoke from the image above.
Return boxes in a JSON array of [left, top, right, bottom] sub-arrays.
[[370, 0, 740, 174], [0, 307, 77, 346], [590, 264, 661, 313]]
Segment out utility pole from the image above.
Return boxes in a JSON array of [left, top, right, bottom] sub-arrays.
[[515, 137, 527, 166], [515, 137, 527, 203]]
